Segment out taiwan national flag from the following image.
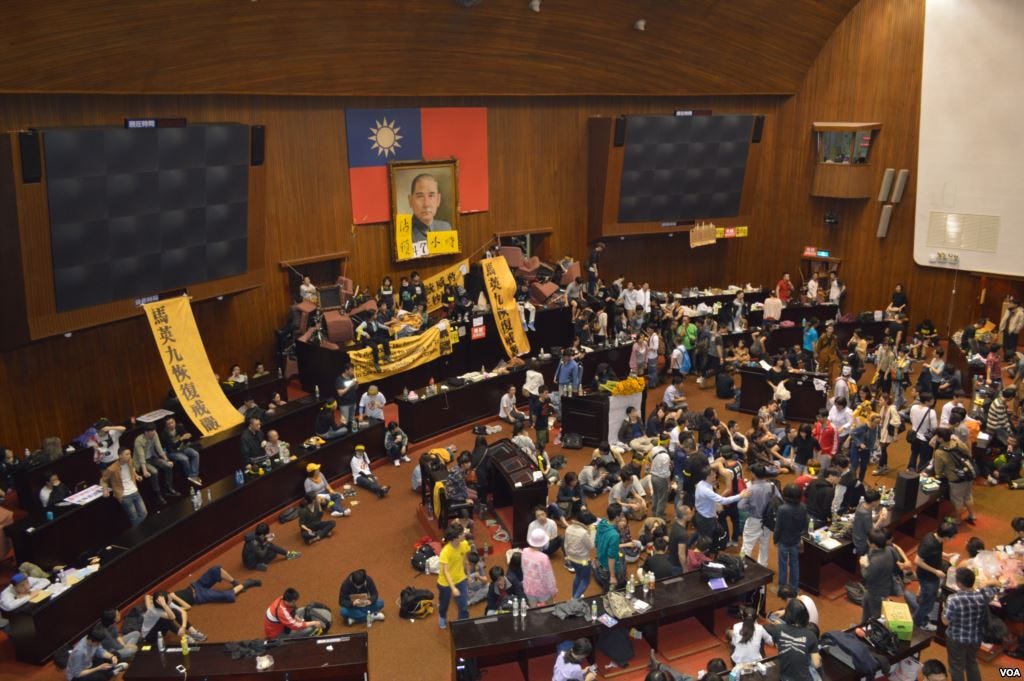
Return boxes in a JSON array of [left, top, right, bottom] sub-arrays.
[[345, 107, 489, 225]]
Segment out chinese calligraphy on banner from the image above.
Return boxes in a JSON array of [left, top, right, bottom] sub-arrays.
[[394, 213, 461, 261], [480, 256, 530, 359], [348, 322, 455, 383], [422, 259, 469, 313], [143, 297, 244, 437]]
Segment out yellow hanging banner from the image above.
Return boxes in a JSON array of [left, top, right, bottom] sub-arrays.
[[144, 297, 244, 437], [349, 322, 458, 383], [480, 256, 531, 359], [422, 258, 469, 313]]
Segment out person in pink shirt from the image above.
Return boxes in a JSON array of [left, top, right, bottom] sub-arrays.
[[522, 528, 558, 606]]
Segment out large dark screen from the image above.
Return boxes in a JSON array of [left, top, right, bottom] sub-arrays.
[[44, 124, 250, 312], [617, 115, 753, 224]]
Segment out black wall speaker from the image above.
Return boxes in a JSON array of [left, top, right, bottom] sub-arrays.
[[18, 130, 41, 183], [613, 116, 627, 147], [250, 125, 265, 166], [751, 115, 765, 143]]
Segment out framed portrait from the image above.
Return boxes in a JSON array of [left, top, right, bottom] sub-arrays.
[[389, 159, 461, 263]]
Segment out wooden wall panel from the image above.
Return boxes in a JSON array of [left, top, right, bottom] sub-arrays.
[[0, 1, 857, 97]]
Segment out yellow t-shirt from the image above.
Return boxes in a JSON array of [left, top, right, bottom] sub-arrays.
[[437, 539, 469, 587]]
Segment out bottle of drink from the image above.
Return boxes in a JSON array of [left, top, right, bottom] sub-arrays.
[[181, 634, 189, 656], [590, 600, 598, 621], [314, 385, 320, 399], [808, 516, 814, 534], [512, 598, 519, 618], [277, 366, 283, 379], [520, 598, 528, 618], [156, 633, 166, 653], [235, 469, 244, 485], [367, 611, 373, 629]]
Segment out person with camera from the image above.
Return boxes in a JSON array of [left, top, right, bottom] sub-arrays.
[[552, 638, 598, 681], [241, 522, 300, 571], [338, 569, 385, 626]]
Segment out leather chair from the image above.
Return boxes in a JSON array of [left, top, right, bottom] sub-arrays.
[[336, 276, 355, 304], [560, 261, 581, 287], [530, 281, 560, 306], [498, 246, 526, 270], [434, 482, 473, 530], [292, 301, 317, 331], [349, 299, 378, 318], [324, 310, 354, 345]]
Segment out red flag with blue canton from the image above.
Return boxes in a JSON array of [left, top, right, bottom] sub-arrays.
[[345, 107, 488, 224]]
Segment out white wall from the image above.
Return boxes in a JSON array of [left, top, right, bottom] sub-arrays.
[[915, 0, 1024, 276]]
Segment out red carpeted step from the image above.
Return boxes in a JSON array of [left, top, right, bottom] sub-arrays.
[[654, 644, 734, 677], [818, 562, 858, 601], [656, 617, 725, 661], [479, 660, 526, 681]]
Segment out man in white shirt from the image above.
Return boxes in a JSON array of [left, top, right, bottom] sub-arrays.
[[358, 386, 386, 422], [497, 385, 525, 424], [620, 282, 638, 320], [0, 572, 51, 612], [350, 445, 390, 498], [638, 283, 652, 316], [828, 396, 854, 445], [663, 376, 687, 411], [646, 328, 661, 386], [806, 277, 819, 302], [527, 506, 564, 557], [647, 446, 673, 518], [940, 390, 967, 427], [763, 292, 783, 321], [908, 392, 938, 472], [669, 344, 685, 377]]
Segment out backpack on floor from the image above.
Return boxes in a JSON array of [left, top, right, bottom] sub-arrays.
[[411, 544, 436, 572], [561, 433, 583, 450], [845, 581, 866, 605], [399, 587, 435, 619], [297, 601, 333, 632]]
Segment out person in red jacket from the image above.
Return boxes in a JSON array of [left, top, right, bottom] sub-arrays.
[[776, 272, 794, 304], [811, 408, 837, 475], [264, 588, 322, 639]]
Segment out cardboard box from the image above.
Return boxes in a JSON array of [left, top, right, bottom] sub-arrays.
[[882, 600, 913, 641]]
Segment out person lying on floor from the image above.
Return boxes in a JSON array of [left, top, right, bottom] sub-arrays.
[[173, 565, 261, 606]]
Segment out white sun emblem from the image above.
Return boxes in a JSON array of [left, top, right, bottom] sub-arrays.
[[368, 118, 403, 157]]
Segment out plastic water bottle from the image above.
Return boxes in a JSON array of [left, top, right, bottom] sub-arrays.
[[277, 366, 283, 379], [314, 385, 320, 400], [512, 598, 519, 617], [234, 469, 244, 486], [156, 633, 166, 653], [590, 600, 598, 621], [181, 634, 189, 656], [520, 598, 528, 619], [366, 611, 373, 629]]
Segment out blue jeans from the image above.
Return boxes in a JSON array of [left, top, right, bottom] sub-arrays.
[[168, 447, 200, 478], [120, 492, 148, 527], [571, 562, 592, 599], [914, 578, 940, 627], [193, 566, 235, 604], [777, 543, 800, 590], [341, 598, 385, 622], [647, 358, 658, 385], [437, 579, 469, 621]]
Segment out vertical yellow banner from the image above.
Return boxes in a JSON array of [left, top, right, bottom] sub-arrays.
[[144, 297, 244, 437], [480, 256, 530, 359], [422, 258, 469, 313]]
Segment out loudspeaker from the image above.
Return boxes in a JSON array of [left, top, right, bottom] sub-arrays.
[[877, 168, 895, 202], [877, 204, 894, 238], [893, 470, 920, 512], [250, 125, 265, 166], [890, 169, 909, 203], [751, 115, 765, 143], [18, 130, 41, 183], [613, 116, 627, 147]]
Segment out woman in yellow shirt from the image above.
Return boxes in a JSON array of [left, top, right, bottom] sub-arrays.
[[437, 524, 471, 629]]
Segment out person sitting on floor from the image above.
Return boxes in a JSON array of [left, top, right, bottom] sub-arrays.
[[350, 444, 390, 498], [241, 522, 300, 571], [140, 591, 207, 646], [298, 492, 336, 544], [384, 421, 412, 466], [65, 625, 126, 681], [338, 568, 385, 626], [264, 587, 322, 639], [303, 463, 351, 517], [97, 608, 140, 661], [174, 565, 261, 607], [553, 638, 598, 681]]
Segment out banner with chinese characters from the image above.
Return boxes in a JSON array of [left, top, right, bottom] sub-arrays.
[[422, 258, 469, 313], [144, 297, 244, 437], [394, 214, 461, 261], [349, 321, 456, 383], [480, 256, 530, 359]]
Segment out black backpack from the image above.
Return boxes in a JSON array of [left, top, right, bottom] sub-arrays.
[[761, 495, 784, 531], [398, 587, 435, 619], [700, 553, 746, 583], [411, 544, 435, 572], [821, 630, 886, 675], [297, 601, 333, 632]]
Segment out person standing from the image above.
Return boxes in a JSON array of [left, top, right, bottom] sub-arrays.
[[594, 503, 625, 591], [585, 242, 604, 297], [914, 521, 958, 631], [522, 528, 558, 606], [436, 524, 471, 629], [774, 483, 808, 592], [694, 466, 749, 546], [334, 366, 360, 425], [999, 297, 1023, 361], [646, 325, 661, 387], [564, 511, 596, 598], [648, 446, 672, 519], [931, 428, 977, 526], [555, 350, 582, 397], [943, 568, 1001, 681], [849, 413, 880, 482], [907, 393, 938, 472], [859, 528, 896, 623], [739, 464, 777, 567], [776, 272, 794, 305], [99, 448, 148, 527]]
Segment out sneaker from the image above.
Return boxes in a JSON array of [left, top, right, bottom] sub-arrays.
[[346, 617, 355, 626], [286, 550, 302, 560], [401, 455, 412, 462], [727, 540, 739, 548], [188, 476, 203, 487], [439, 617, 447, 630], [873, 466, 889, 475], [987, 475, 999, 486], [331, 509, 348, 517], [254, 563, 268, 572], [380, 485, 391, 497], [696, 377, 705, 386], [564, 559, 576, 573], [372, 612, 385, 621], [242, 578, 262, 590], [394, 460, 402, 466], [920, 623, 937, 631], [188, 629, 208, 642]]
